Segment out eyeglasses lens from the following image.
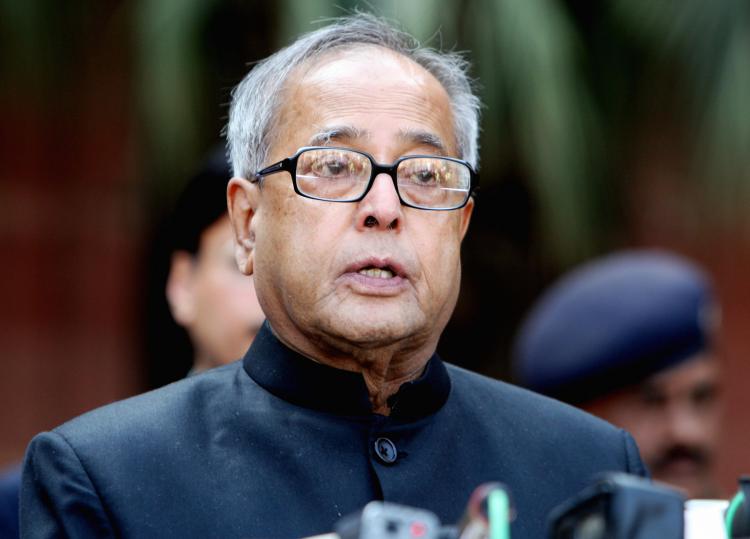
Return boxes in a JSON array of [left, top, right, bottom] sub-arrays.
[[296, 149, 371, 201], [295, 148, 470, 209], [397, 157, 470, 209]]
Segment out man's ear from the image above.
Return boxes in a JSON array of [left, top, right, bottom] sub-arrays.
[[458, 197, 474, 241], [166, 251, 196, 326], [227, 177, 257, 275]]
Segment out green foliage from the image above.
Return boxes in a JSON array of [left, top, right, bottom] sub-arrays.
[[4, 0, 748, 264], [613, 0, 750, 221], [133, 0, 222, 198], [469, 0, 604, 261]]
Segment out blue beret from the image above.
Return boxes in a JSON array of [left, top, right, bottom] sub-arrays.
[[513, 250, 716, 403]]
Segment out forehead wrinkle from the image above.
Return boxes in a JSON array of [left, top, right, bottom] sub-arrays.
[[281, 49, 458, 156], [313, 76, 448, 119], [324, 87, 442, 113]]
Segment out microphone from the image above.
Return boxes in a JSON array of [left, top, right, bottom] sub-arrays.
[[334, 501, 441, 539], [547, 473, 685, 539], [330, 483, 514, 539], [726, 476, 750, 538], [455, 482, 513, 539], [318, 473, 750, 538]]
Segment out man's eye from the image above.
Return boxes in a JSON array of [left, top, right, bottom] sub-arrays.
[[402, 165, 439, 185], [692, 383, 718, 407], [400, 159, 456, 187], [639, 385, 667, 408], [313, 158, 348, 176], [415, 169, 437, 183]]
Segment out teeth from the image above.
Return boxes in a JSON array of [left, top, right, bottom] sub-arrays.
[[358, 268, 395, 279]]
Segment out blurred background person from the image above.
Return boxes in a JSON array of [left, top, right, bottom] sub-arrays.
[[163, 149, 265, 374], [513, 250, 723, 498], [0, 150, 266, 538]]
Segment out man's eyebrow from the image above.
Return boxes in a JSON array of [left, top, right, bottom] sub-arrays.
[[307, 126, 448, 153], [308, 126, 368, 146], [398, 129, 447, 153]]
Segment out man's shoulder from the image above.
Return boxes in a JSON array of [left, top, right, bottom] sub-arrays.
[[445, 362, 623, 438], [444, 363, 646, 478], [52, 361, 245, 448]]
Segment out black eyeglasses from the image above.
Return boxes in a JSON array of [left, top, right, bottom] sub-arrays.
[[252, 146, 478, 210]]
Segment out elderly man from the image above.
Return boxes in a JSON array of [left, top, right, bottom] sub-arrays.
[[22, 15, 646, 538], [514, 250, 722, 498]]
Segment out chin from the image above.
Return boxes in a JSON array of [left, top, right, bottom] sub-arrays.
[[321, 313, 429, 350]]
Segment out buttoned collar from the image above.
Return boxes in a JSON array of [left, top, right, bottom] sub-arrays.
[[243, 322, 451, 421]]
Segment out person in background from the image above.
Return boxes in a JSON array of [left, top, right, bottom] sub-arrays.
[[165, 149, 265, 373], [0, 152, 265, 539], [513, 250, 723, 498]]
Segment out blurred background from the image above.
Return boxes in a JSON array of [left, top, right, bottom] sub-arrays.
[[1, 0, 749, 494]]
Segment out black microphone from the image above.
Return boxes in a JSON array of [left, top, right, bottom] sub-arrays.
[[547, 473, 685, 539]]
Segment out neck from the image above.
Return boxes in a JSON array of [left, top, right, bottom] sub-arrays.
[[347, 347, 430, 415], [191, 355, 213, 374], [268, 323, 434, 415]]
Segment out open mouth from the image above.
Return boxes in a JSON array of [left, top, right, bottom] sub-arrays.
[[357, 266, 395, 279]]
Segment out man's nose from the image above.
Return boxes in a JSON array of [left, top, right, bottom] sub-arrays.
[[667, 406, 706, 445], [355, 173, 403, 231]]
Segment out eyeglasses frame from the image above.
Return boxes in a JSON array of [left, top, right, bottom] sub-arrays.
[[251, 146, 479, 211]]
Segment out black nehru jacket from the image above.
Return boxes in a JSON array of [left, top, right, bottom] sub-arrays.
[[22, 323, 646, 539]]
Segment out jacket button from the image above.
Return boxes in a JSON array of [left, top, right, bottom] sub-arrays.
[[374, 437, 397, 464]]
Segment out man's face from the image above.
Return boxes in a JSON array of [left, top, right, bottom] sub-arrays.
[[584, 355, 721, 498], [232, 46, 473, 358], [168, 216, 265, 369]]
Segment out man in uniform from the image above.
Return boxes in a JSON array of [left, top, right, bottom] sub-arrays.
[[514, 250, 722, 498]]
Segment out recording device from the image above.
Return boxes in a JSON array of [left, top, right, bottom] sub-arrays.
[[726, 476, 750, 538], [325, 473, 750, 539], [547, 473, 685, 539], [334, 502, 441, 539], [333, 483, 513, 539], [455, 482, 513, 539]]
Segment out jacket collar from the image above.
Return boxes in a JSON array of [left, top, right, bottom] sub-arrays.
[[243, 322, 451, 421]]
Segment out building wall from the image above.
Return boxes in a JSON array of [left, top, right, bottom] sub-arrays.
[[0, 18, 144, 467]]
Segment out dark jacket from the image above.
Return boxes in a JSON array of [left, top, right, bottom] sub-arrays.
[[22, 324, 646, 538], [0, 464, 20, 538]]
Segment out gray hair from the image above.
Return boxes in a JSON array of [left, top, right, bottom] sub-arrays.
[[226, 13, 481, 179]]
